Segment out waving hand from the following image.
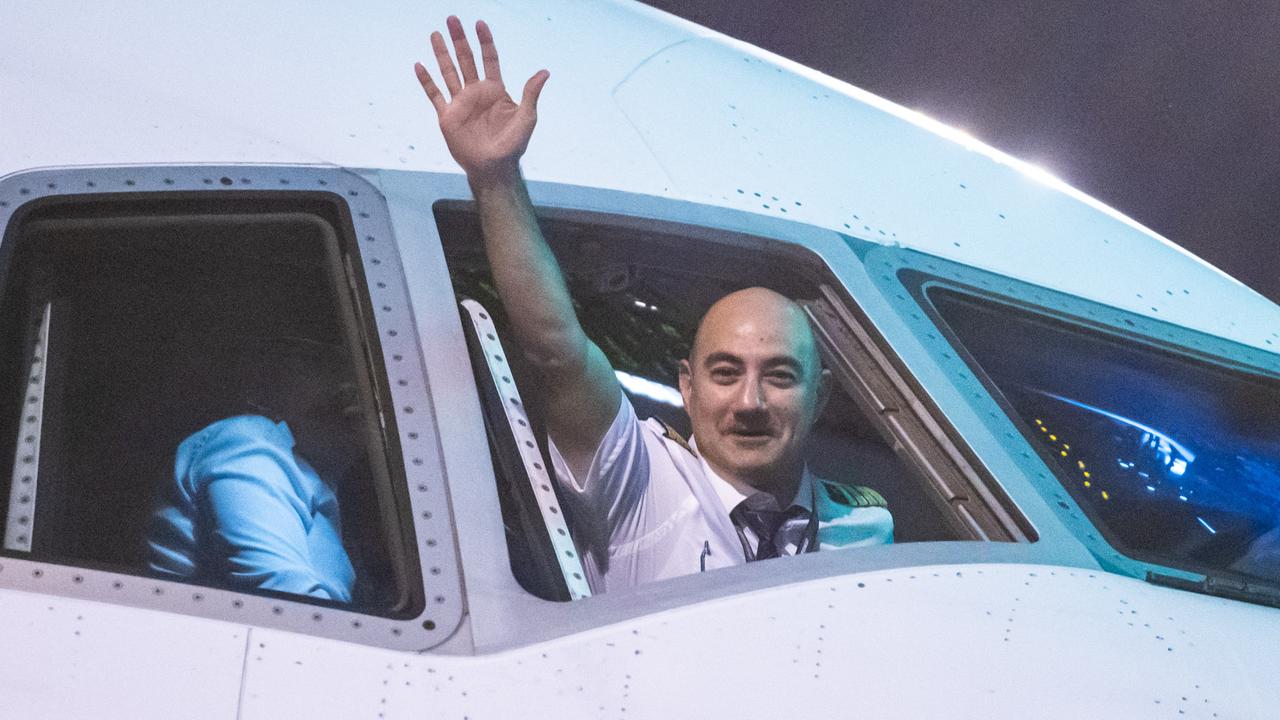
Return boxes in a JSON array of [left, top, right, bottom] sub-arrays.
[[412, 18, 620, 481], [414, 16, 550, 184]]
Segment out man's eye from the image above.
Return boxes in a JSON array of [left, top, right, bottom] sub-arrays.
[[767, 372, 797, 385], [710, 367, 738, 381]]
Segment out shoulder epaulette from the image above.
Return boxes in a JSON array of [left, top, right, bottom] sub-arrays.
[[656, 418, 695, 456], [819, 479, 887, 509]]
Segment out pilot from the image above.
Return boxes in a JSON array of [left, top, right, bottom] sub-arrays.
[[415, 17, 892, 592], [146, 339, 356, 602]]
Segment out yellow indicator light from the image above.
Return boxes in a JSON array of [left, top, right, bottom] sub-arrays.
[[1063, 444, 1070, 450], [1039, 426, 1048, 433], [1101, 491, 1110, 500], [1049, 434, 1057, 441], [1060, 450, 1068, 457], [1035, 419, 1043, 425], [1083, 471, 1091, 478], [1083, 481, 1092, 488], [1077, 461, 1086, 469]]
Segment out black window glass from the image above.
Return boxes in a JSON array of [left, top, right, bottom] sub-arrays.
[[0, 195, 418, 614], [928, 286, 1280, 583]]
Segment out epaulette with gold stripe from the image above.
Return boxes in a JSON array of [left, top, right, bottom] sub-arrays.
[[657, 418, 695, 456], [818, 479, 888, 509]]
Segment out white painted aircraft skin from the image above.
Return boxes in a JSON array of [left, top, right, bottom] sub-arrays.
[[1, 1, 1278, 718], [5, 0, 1276, 350], [1, 563, 1275, 718]]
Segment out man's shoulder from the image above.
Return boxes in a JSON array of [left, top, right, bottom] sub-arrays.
[[177, 415, 290, 477], [815, 477, 888, 510], [814, 477, 894, 546], [642, 415, 697, 458]]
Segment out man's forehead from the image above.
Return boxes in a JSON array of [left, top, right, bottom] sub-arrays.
[[692, 288, 816, 361]]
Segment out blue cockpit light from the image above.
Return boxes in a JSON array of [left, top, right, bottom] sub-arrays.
[[1036, 391, 1197, 464], [928, 287, 1280, 584]]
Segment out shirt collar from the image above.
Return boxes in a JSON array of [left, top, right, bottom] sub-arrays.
[[696, 450, 815, 516]]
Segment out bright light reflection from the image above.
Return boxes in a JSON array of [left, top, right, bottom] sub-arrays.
[[1196, 517, 1218, 535], [616, 370, 683, 408], [1019, 162, 1062, 188], [720, 36, 1225, 276], [1036, 391, 1197, 463]]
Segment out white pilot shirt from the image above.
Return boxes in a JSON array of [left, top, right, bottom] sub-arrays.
[[548, 394, 893, 593]]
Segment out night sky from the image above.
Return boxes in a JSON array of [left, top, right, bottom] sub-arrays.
[[641, 1, 1280, 304]]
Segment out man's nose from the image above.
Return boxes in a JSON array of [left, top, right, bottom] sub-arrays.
[[732, 375, 767, 412]]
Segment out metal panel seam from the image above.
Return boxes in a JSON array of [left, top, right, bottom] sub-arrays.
[[235, 626, 253, 720]]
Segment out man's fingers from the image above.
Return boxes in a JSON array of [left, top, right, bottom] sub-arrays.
[[413, 62, 447, 114], [521, 69, 550, 112], [430, 30, 462, 97], [447, 15, 480, 84], [476, 20, 503, 83]]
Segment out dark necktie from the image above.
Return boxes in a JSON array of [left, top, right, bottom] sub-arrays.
[[730, 492, 817, 561]]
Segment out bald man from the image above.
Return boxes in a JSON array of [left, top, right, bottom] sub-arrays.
[[416, 17, 892, 592]]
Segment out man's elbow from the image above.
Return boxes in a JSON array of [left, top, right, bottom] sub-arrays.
[[519, 326, 591, 379]]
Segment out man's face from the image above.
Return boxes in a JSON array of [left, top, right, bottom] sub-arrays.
[[678, 289, 827, 491]]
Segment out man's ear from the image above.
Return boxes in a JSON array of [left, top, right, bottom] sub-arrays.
[[814, 367, 833, 418], [678, 358, 693, 409]]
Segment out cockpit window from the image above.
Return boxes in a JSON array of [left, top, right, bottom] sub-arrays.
[[0, 193, 420, 615], [436, 202, 1005, 600], [927, 286, 1280, 584]]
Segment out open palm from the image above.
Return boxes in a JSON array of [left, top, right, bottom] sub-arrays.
[[414, 17, 549, 182]]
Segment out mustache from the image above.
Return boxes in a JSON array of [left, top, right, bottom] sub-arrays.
[[727, 419, 775, 435]]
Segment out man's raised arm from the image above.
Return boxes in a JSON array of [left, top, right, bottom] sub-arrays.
[[414, 17, 621, 479]]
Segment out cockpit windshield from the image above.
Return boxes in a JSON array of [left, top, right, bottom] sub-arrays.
[[927, 287, 1280, 584]]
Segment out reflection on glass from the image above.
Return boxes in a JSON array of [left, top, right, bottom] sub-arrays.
[[929, 288, 1280, 583]]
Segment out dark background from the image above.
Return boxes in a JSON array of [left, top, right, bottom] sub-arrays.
[[640, 1, 1280, 304]]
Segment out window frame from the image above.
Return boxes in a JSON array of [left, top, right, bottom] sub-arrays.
[[385, 171, 1092, 651], [0, 165, 463, 651]]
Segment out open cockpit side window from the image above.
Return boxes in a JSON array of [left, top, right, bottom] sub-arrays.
[[0, 190, 421, 619], [435, 201, 1030, 600]]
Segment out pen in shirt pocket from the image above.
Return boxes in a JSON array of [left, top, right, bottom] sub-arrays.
[[699, 540, 711, 572]]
